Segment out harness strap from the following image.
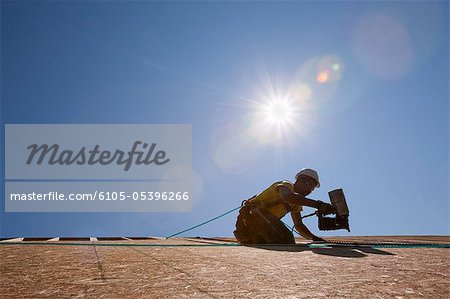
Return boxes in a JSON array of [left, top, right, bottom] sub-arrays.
[[244, 196, 294, 218]]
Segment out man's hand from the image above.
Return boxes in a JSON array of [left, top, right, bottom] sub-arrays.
[[316, 201, 336, 215]]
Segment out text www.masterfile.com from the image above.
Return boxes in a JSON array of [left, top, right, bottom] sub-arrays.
[[10, 191, 190, 201]]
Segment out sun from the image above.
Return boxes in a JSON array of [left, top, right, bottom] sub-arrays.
[[246, 97, 299, 145], [244, 74, 313, 145], [264, 100, 294, 124]]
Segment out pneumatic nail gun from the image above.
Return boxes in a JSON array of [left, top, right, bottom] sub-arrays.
[[317, 188, 350, 232]]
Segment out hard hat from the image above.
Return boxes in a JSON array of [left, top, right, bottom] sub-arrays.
[[295, 168, 320, 188]]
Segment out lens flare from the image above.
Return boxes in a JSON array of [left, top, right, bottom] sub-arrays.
[[292, 84, 312, 103], [332, 63, 340, 72], [316, 55, 343, 84], [208, 121, 263, 174], [352, 13, 413, 80], [316, 70, 330, 84]]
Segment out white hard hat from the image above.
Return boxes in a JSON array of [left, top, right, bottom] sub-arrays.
[[295, 168, 320, 188]]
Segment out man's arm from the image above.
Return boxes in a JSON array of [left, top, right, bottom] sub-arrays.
[[276, 185, 329, 241], [277, 185, 334, 214], [291, 211, 325, 241]]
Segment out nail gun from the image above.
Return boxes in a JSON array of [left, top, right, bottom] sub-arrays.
[[317, 188, 350, 232]]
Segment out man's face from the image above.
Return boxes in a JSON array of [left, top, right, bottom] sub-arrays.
[[294, 175, 317, 196]]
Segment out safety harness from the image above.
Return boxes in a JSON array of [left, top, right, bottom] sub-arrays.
[[241, 181, 295, 218]]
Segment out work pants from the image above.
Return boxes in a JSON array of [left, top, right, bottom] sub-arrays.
[[233, 205, 295, 244]]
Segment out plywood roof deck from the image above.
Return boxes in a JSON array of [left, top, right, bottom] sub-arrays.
[[1, 236, 449, 298]]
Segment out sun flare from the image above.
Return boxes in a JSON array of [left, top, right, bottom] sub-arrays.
[[246, 97, 301, 145], [263, 100, 294, 125]]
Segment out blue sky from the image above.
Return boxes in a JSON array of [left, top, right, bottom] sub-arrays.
[[1, 1, 448, 238]]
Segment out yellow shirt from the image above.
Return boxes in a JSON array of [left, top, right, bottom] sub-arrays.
[[248, 181, 303, 218]]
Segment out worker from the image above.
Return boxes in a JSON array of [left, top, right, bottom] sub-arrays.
[[233, 168, 335, 244]]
